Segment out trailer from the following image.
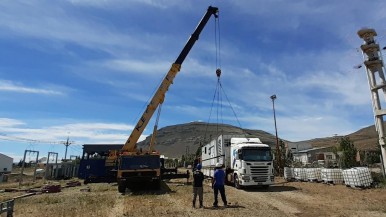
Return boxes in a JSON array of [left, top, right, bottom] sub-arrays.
[[201, 135, 274, 188]]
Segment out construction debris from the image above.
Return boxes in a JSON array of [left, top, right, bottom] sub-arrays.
[[41, 184, 61, 193]]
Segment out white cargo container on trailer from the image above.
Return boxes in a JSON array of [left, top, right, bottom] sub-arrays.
[[201, 135, 274, 188], [0, 153, 13, 173]]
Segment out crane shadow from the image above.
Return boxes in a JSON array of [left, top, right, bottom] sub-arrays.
[[123, 181, 174, 195]]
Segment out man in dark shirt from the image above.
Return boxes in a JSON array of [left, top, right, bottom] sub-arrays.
[[193, 163, 204, 208], [212, 163, 227, 208]]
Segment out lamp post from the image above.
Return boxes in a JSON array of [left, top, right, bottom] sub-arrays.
[[270, 94, 282, 175]]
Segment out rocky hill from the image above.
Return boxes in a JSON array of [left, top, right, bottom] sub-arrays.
[[301, 124, 380, 151], [138, 122, 381, 158], [138, 122, 278, 158]]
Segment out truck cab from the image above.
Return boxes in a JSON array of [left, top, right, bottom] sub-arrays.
[[117, 153, 161, 192], [201, 135, 274, 189], [229, 138, 274, 188]]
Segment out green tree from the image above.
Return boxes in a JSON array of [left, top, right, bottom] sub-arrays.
[[281, 140, 293, 167], [274, 140, 288, 176], [337, 136, 358, 168]]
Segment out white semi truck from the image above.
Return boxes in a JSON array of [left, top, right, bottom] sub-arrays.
[[201, 135, 274, 188]]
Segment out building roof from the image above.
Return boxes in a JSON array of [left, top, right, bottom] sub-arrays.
[[286, 142, 312, 151], [296, 147, 330, 153], [0, 153, 13, 161]]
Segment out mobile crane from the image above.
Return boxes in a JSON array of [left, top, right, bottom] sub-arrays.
[[113, 6, 219, 193]]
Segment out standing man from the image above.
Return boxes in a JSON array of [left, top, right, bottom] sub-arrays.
[[193, 163, 204, 208], [212, 163, 227, 208]]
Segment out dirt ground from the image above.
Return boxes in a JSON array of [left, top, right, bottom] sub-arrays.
[[1, 176, 386, 217]]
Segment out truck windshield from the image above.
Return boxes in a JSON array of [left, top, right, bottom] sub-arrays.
[[242, 148, 272, 161], [119, 155, 160, 170]]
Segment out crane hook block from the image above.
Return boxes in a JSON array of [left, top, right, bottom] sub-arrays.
[[216, 68, 221, 78]]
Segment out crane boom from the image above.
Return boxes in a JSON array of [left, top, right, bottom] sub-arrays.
[[122, 6, 219, 152]]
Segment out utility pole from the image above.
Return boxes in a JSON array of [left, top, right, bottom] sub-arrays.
[[62, 136, 74, 161], [271, 94, 282, 176], [358, 28, 386, 177]]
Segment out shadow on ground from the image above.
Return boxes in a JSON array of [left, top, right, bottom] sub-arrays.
[[123, 181, 174, 195], [204, 204, 246, 210], [243, 183, 298, 192]]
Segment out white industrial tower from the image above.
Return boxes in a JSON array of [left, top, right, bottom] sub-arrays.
[[357, 28, 386, 176]]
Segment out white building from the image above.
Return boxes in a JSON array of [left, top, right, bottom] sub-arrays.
[[0, 153, 13, 173]]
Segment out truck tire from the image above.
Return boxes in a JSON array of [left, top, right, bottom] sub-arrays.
[[234, 174, 241, 189], [118, 183, 126, 193]]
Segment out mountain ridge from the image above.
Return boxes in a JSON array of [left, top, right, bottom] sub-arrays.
[[138, 122, 380, 158]]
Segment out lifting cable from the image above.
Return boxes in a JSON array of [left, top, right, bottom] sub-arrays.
[[201, 12, 249, 149], [202, 68, 249, 149], [202, 13, 222, 147]]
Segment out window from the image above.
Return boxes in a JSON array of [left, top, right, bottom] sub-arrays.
[[224, 139, 231, 147], [242, 148, 272, 161]]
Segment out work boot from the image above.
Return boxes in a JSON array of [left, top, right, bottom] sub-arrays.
[[199, 201, 203, 208], [192, 201, 196, 208]]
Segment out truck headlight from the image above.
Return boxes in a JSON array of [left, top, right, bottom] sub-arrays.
[[241, 175, 250, 181]]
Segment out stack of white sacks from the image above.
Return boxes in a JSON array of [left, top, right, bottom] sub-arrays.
[[284, 167, 294, 181], [321, 168, 344, 184], [286, 167, 374, 188], [305, 168, 322, 182], [294, 168, 307, 181], [342, 167, 373, 188]]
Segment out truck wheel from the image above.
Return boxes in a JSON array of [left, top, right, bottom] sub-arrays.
[[234, 174, 241, 189], [118, 183, 126, 193]]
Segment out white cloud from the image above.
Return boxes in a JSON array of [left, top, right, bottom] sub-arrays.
[[0, 80, 64, 95], [101, 59, 171, 75], [68, 0, 185, 9], [0, 118, 25, 127], [0, 119, 148, 145]]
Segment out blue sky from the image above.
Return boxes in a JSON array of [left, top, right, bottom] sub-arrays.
[[1, 0, 386, 162]]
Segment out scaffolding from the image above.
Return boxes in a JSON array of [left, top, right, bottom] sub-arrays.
[[357, 28, 386, 176]]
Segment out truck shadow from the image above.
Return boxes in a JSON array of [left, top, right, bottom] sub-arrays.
[[242, 185, 298, 192]]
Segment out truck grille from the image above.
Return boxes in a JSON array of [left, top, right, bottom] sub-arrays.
[[252, 176, 268, 182], [122, 171, 157, 178], [250, 166, 269, 182], [250, 166, 269, 175]]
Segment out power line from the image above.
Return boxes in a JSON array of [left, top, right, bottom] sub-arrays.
[[0, 133, 63, 144]]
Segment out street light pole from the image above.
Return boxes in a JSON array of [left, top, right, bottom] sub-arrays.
[[271, 94, 282, 175]]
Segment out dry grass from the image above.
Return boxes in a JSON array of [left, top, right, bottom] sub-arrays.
[[1, 177, 386, 217], [12, 183, 117, 217]]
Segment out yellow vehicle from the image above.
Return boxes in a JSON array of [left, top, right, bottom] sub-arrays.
[[115, 6, 219, 193]]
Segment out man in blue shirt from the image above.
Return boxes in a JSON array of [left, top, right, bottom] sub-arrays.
[[212, 163, 227, 207]]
